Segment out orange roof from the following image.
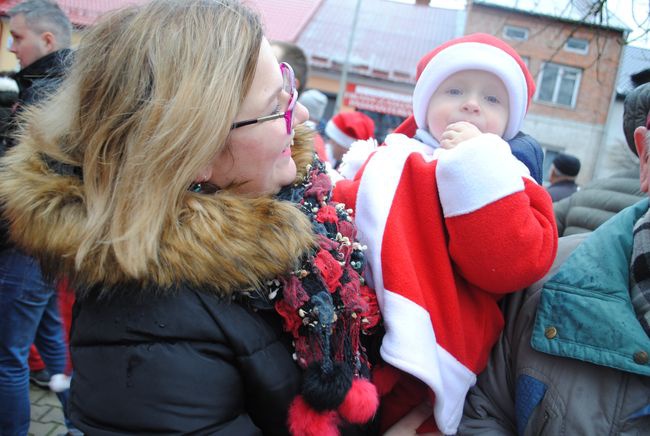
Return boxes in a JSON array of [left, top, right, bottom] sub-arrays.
[[0, 0, 152, 26], [298, 0, 464, 84], [0, 0, 324, 34], [244, 0, 324, 42]]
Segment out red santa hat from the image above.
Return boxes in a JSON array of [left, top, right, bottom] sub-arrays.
[[325, 111, 375, 149], [410, 33, 535, 141]]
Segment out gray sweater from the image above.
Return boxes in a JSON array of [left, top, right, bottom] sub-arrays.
[[460, 202, 650, 435]]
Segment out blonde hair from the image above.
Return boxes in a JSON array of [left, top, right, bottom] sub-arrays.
[[20, 0, 263, 278]]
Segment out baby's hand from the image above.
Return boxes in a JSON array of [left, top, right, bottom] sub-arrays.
[[439, 121, 482, 149]]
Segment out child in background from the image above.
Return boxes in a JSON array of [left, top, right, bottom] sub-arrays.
[[324, 111, 375, 168], [333, 33, 558, 434], [298, 88, 329, 162]]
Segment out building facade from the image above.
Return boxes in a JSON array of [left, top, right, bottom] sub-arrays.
[[466, 0, 629, 183]]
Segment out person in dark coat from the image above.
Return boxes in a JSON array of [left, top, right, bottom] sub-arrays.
[[0, 74, 18, 152], [546, 152, 580, 202], [553, 83, 649, 236], [0, 1, 73, 434], [0, 1, 382, 434]]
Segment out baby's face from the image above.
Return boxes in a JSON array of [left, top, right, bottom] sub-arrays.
[[425, 70, 509, 141]]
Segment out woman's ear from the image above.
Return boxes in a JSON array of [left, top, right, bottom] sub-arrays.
[[194, 165, 213, 184]]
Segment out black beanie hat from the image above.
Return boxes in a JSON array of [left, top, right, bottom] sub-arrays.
[[553, 153, 581, 177]]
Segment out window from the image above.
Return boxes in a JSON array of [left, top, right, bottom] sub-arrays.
[[503, 25, 529, 41], [564, 37, 589, 55], [535, 62, 582, 108]]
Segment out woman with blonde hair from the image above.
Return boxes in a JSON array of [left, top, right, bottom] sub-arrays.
[[0, 0, 380, 433]]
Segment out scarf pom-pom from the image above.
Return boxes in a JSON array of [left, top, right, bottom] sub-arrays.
[[302, 362, 352, 410], [288, 395, 340, 436], [338, 378, 379, 424]]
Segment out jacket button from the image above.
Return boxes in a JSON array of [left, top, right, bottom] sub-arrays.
[[633, 351, 649, 365], [544, 326, 557, 339]]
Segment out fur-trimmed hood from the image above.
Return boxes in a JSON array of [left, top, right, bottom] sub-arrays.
[[0, 125, 318, 296]]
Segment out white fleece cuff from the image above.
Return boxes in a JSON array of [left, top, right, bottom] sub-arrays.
[[436, 134, 526, 217]]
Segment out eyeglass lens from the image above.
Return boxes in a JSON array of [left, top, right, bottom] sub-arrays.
[[281, 63, 296, 135]]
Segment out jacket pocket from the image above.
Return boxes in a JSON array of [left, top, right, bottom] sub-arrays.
[[515, 374, 564, 436]]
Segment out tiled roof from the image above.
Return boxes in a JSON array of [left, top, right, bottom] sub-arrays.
[[244, 0, 324, 43], [297, 0, 464, 84], [0, 0, 324, 39], [472, 0, 630, 33], [0, 0, 149, 26], [617, 44, 650, 95]]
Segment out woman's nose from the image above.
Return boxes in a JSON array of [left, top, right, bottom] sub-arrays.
[[293, 101, 309, 126]]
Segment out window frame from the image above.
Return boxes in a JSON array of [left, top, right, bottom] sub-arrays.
[[534, 62, 582, 108], [503, 25, 529, 42], [563, 37, 589, 55]]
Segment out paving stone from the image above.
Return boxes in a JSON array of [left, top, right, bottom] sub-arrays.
[[29, 383, 66, 435], [30, 403, 52, 421], [28, 420, 65, 436], [39, 406, 65, 424], [29, 387, 50, 404], [38, 392, 62, 408]]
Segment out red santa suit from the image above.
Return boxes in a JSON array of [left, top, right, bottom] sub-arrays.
[[332, 34, 558, 434]]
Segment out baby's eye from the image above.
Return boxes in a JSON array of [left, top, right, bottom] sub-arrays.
[[485, 95, 500, 104], [446, 88, 462, 96]]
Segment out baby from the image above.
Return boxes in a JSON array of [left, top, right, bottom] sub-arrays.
[[333, 33, 558, 434]]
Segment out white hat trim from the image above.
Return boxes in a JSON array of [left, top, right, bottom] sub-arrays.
[[413, 42, 528, 141], [325, 119, 356, 149]]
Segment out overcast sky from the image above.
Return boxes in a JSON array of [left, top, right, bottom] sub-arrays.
[[608, 0, 650, 47], [392, 0, 650, 48]]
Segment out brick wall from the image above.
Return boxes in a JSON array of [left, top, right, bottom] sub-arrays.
[[465, 4, 627, 182], [466, 4, 624, 126]]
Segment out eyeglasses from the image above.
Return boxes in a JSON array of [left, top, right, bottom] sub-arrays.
[[231, 62, 297, 135]]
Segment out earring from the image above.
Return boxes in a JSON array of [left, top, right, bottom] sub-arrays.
[[188, 182, 219, 194]]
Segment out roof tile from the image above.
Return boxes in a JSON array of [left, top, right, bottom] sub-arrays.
[[297, 0, 464, 83], [1, 0, 149, 26], [244, 0, 324, 42]]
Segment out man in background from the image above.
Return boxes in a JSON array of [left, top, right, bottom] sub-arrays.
[[0, 1, 75, 434], [546, 153, 580, 202], [553, 83, 648, 236]]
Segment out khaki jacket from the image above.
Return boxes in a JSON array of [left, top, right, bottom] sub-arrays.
[[460, 200, 650, 435]]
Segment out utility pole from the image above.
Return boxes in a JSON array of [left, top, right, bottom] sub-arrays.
[[334, 0, 362, 112]]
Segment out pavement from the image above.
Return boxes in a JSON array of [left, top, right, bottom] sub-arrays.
[[28, 383, 67, 436]]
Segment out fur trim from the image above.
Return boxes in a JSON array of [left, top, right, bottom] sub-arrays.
[[0, 125, 318, 296], [0, 76, 18, 93]]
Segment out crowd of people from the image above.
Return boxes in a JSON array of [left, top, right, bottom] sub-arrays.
[[0, 0, 647, 435]]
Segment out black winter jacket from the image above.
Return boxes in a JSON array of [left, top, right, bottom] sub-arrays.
[[70, 286, 300, 435], [12, 48, 72, 110]]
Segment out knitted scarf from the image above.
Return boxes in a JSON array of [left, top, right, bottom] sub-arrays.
[[256, 155, 380, 435], [630, 209, 650, 337]]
